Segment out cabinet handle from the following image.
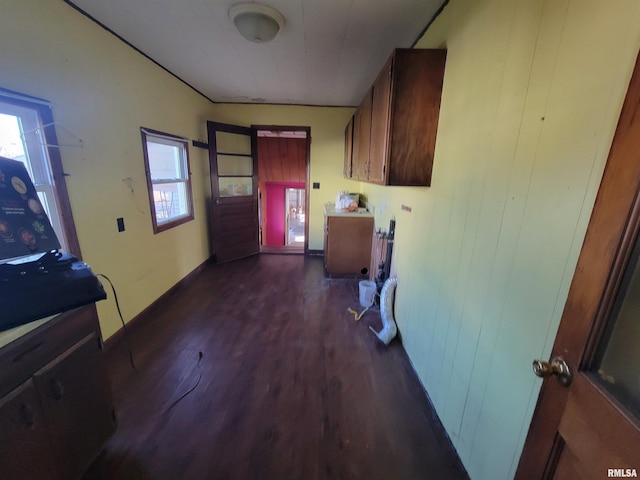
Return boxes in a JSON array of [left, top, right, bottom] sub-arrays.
[[20, 403, 35, 427], [11, 341, 43, 363], [51, 379, 64, 400]]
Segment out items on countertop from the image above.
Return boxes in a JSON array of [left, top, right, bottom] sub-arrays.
[[335, 190, 359, 212]]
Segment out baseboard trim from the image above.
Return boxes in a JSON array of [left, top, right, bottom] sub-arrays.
[[401, 345, 471, 479], [260, 245, 304, 255], [103, 256, 214, 352], [307, 249, 324, 256]]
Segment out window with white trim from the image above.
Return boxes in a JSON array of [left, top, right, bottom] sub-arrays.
[[0, 91, 71, 255], [141, 128, 194, 233]]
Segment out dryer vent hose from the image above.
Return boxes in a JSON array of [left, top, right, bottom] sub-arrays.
[[369, 277, 398, 345]]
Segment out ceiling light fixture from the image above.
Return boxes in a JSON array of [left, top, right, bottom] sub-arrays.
[[229, 3, 285, 44]]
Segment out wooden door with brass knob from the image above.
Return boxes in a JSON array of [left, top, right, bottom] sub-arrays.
[[516, 51, 640, 479], [531, 357, 573, 388]]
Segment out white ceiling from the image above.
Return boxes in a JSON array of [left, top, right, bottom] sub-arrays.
[[67, 0, 445, 107]]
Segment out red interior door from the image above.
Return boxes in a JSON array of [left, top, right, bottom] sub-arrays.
[[264, 181, 306, 246], [265, 183, 285, 246], [207, 121, 259, 263], [517, 50, 640, 479]]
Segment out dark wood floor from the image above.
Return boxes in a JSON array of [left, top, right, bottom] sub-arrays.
[[84, 255, 468, 480]]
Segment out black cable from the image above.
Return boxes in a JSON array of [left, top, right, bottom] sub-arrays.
[[96, 273, 137, 371], [97, 273, 202, 408], [165, 351, 203, 412]]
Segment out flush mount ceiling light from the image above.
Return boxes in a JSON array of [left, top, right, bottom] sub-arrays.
[[229, 2, 285, 43]]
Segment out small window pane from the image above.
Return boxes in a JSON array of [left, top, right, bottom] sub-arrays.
[[141, 128, 194, 233], [595, 230, 640, 419], [146, 141, 185, 180], [153, 182, 189, 223], [0, 106, 67, 251], [217, 154, 252, 176], [0, 113, 26, 158], [219, 177, 253, 197], [216, 131, 251, 154]]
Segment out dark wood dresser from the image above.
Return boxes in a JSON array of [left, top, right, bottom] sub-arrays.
[[0, 305, 116, 479]]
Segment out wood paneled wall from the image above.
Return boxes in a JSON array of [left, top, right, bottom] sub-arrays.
[[358, 2, 640, 479], [257, 137, 307, 183]]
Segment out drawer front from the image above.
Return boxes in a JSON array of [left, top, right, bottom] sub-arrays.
[[0, 305, 99, 398]]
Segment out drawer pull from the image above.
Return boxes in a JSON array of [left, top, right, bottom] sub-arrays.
[[11, 342, 43, 363], [51, 380, 64, 400], [20, 403, 35, 427]]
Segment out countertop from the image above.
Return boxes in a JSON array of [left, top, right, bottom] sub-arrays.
[[324, 203, 374, 217], [0, 315, 57, 349]]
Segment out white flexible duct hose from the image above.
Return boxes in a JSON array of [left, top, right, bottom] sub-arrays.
[[369, 277, 398, 345]]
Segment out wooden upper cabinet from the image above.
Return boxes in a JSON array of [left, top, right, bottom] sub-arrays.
[[352, 86, 373, 181], [344, 115, 354, 178], [368, 57, 393, 184], [345, 48, 446, 186]]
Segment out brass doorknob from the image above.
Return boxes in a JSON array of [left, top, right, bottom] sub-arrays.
[[532, 356, 573, 387]]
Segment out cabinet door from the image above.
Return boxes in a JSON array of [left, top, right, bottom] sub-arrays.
[[35, 334, 116, 480], [324, 215, 330, 270], [352, 88, 373, 180], [344, 115, 354, 178], [368, 57, 393, 184], [387, 49, 446, 185], [325, 216, 374, 275], [0, 379, 59, 480]]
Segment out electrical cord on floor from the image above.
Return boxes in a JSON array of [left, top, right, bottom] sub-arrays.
[[165, 351, 204, 412], [97, 274, 202, 409], [348, 292, 380, 321], [97, 273, 137, 372]]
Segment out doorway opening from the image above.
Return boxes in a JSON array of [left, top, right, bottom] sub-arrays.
[[286, 187, 305, 246], [255, 127, 310, 254]]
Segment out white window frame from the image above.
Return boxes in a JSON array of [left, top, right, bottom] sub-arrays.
[[0, 91, 76, 258], [140, 128, 194, 234]]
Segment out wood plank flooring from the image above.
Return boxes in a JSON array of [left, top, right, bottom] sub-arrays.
[[84, 255, 468, 480]]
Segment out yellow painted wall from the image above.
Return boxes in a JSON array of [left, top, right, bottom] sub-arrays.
[[360, 1, 640, 478], [212, 104, 357, 251], [0, 1, 217, 339], [5, 0, 639, 477], [0, 2, 355, 339]]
